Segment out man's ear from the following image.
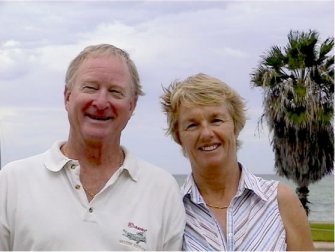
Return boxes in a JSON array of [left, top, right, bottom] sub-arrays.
[[64, 86, 71, 111], [129, 98, 136, 113]]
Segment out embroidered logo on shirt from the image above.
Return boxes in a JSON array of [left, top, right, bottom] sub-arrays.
[[119, 222, 147, 250]]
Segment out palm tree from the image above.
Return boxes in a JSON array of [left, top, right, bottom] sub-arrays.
[[250, 30, 334, 215]]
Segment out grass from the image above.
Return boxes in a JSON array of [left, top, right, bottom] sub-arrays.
[[310, 222, 334, 242]]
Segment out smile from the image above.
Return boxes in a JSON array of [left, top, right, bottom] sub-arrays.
[[87, 114, 113, 121], [199, 144, 220, 151]]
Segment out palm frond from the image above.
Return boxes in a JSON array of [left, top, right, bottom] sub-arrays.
[[250, 29, 334, 215]]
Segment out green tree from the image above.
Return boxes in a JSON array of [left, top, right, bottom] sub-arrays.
[[250, 30, 334, 215]]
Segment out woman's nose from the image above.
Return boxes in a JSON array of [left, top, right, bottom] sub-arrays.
[[200, 124, 214, 139]]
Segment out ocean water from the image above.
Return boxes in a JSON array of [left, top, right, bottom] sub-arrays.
[[173, 173, 334, 223]]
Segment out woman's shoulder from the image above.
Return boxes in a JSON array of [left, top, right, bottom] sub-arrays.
[[277, 182, 301, 207], [244, 172, 280, 199]]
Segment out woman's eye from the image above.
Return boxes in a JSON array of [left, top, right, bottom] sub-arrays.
[[212, 118, 223, 125], [186, 123, 197, 130]]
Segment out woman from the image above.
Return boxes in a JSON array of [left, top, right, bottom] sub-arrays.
[[160, 73, 314, 251]]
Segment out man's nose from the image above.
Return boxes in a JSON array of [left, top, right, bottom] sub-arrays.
[[92, 90, 109, 110]]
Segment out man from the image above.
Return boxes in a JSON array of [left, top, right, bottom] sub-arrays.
[[0, 44, 185, 250]]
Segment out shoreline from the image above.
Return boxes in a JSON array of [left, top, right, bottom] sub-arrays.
[[310, 220, 334, 224]]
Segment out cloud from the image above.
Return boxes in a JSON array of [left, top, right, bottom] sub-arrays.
[[0, 42, 32, 80], [0, 1, 333, 174], [0, 107, 68, 166], [0, 107, 18, 121]]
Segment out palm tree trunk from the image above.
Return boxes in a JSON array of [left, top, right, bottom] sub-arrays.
[[295, 186, 310, 216]]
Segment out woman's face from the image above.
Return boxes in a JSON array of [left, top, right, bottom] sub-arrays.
[[177, 103, 237, 171]]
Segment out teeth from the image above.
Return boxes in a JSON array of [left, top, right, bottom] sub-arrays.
[[89, 115, 112, 121], [200, 144, 219, 151]]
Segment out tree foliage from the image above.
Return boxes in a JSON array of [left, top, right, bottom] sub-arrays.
[[251, 30, 334, 214]]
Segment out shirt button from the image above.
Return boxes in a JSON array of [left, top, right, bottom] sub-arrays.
[[228, 233, 233, 238], [75, 184, 81, 190], [89, 207, 93, 213]]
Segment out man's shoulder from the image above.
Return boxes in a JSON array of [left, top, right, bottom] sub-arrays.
[[124, 150, 172, 177], [133, 157, 178, 185], [1, 151, 46, 174], [139, 159, 174, 176]]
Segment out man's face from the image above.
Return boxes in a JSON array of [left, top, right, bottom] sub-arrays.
[[64, 55, 135, 145]]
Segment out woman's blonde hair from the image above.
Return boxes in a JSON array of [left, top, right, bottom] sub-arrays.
[[160, 73, 246, 147]]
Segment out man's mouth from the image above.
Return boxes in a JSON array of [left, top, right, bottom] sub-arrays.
[[87, 114, 113, 121]]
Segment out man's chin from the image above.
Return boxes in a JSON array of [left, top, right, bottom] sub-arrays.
[[82, 133, 110, 145]]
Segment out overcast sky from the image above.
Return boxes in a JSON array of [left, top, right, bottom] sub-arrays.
[[0, 0, 333, 175]]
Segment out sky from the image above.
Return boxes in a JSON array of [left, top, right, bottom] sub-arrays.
[[0, 0, 333, 175]]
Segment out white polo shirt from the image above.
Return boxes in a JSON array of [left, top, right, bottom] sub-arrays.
[[0, 141, 185, 251]]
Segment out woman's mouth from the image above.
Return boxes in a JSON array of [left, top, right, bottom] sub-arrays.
[[199, 144, 220, 151]]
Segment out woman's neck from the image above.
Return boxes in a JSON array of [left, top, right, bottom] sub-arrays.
[[193, 162, 241, 203]]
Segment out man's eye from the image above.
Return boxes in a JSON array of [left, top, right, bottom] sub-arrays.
[[83, 85, 97, 90], [109, 89, 124, 97]]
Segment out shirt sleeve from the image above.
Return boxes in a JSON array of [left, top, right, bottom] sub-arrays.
[[162, 181, 186, 251], [0, 168, 10, 251]]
